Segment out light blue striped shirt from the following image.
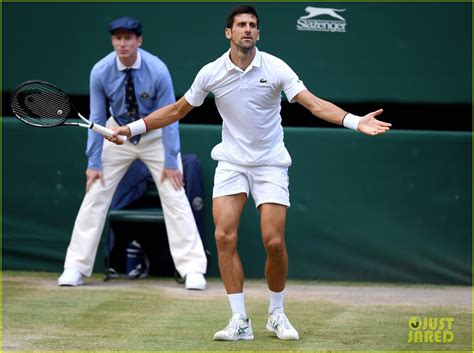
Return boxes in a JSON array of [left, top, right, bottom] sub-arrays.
[[87, 48, 180, 169]]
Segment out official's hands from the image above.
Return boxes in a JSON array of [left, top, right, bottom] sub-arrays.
[[161, 168, 184, 191], [105, 126, 131, 145], [85, 168, 105, 192], [357, 109, 392, 135]]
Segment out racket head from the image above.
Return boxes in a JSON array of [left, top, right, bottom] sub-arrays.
[[9, 80, 77, 128]]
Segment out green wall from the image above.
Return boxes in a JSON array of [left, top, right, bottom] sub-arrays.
[[2, 120, 471, 284], [3, 2, 471, 103]]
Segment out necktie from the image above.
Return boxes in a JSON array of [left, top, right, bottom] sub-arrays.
[[125, 68, 140, 144]]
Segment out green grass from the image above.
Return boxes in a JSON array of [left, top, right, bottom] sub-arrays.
[[2, 271, 471, 352]]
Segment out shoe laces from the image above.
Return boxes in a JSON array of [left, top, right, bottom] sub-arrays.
[[271, 311, 293, 330], [225, 314, 248, 332]]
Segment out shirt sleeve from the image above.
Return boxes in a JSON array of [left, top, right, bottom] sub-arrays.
[[86, 68, 107, 170], [279, 61, 307, 103], [156, 64, 181, 169], [184, 65, 210, 107]]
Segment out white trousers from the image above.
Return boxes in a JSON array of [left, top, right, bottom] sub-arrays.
[[63, 124, 207, 277]]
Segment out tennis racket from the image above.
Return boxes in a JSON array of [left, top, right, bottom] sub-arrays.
[[9, 80, 127, 142]]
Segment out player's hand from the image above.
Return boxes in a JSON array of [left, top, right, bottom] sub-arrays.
[[105, 126, 131, 145], [85, 168, 105, 192], [161, 168, 184, 191], [358, 109, 392, 135]]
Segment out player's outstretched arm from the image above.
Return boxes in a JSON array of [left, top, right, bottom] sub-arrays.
[[108, 97, 194, 145], [293, 90, 391, 135]]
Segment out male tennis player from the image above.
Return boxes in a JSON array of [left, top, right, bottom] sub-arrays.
[[58, 16, 207, 290], [109, 5, 391, 340]]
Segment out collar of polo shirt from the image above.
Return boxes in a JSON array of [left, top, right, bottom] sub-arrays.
[[225, 47, 262, 72]]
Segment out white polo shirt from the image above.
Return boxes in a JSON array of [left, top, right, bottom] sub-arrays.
[[184, 48, 307, 167]]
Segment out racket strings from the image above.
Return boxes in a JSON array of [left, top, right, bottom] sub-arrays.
[[11, 82, 71, 127]]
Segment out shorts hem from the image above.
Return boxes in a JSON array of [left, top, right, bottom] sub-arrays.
[[255, 199, 290, 208], [212, 190, 249, 199]]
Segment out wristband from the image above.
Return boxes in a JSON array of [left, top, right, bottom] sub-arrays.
[[127, 119, 147, 137], [342, 113, 362, 131]]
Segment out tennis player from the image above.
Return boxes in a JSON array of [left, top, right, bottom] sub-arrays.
[[109, 5, 391, 341]]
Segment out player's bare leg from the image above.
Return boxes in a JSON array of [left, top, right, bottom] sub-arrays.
[[259, 203, 299, 340], [213, 193, 247, 294], [259, 203, 288, 292], [212, 193, 254, 341]]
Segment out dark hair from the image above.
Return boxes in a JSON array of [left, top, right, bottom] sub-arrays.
[[226, 5, 259, 29]]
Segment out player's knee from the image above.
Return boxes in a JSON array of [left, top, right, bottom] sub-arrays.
[[263, 235, 285, 256], [214, 229, 237, 250]]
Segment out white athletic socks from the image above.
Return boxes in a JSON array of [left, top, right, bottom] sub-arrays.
[[268, 289, 285, 314], [228, 292, 248, 319], [227, 289, 285, 318]]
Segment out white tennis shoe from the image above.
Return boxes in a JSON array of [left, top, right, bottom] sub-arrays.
[[58, 268, 84, 287], [185, 272, 206, 290], [213, 313, 254, 341], [266, 310, 299, 340]]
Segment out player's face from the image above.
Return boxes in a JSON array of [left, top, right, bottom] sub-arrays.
[[226, 13, 260, 51], [112, 30, 142, 65]]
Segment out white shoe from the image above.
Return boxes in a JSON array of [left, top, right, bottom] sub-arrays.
[[266, 310, 299, 340], [185, 272, 206, 290], [58, 268, 84, 287], [213, 313, 254, 341]]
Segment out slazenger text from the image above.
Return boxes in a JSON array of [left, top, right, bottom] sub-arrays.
[[297, 19, 346, 32]]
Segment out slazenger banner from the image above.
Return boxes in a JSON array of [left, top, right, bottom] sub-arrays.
[[296, 6, 347, 32]]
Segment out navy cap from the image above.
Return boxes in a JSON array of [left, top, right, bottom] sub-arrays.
[[108, 16, 142, 35]]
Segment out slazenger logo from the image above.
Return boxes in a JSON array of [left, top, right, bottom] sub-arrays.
[[296, 6, 347, 33]]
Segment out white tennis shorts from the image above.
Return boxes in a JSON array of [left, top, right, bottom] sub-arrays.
[[212, 161, 290, 208]]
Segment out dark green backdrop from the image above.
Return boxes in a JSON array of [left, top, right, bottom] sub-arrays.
[[3, 2, 471, 103], [2, 2, 471, 284], [3, 120, 471, 284]]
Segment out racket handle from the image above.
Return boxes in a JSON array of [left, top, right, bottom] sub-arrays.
[[91, 123, 127, 142]]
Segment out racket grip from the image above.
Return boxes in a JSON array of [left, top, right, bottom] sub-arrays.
[[91, 123, 127, 142]]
